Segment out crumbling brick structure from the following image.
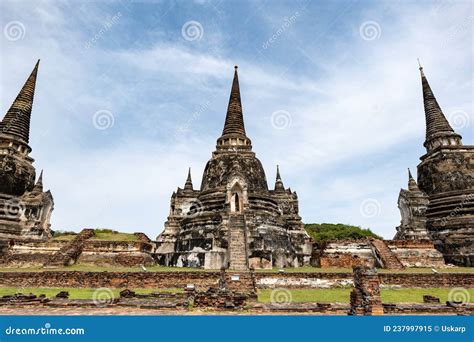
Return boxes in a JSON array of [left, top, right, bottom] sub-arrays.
[[349, 266, 384, 315]]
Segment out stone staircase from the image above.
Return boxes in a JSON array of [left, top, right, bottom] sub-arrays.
[[228, 214, 248, 270], [44, 229, 95, 267], [370, 239, 404, 269]]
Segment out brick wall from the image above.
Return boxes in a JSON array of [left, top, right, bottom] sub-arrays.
[[379, 273, 474, 288], [0, 271, 471, 290]]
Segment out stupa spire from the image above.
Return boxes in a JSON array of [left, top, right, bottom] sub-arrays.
[[184, 167, 193, 191], [275, 165, 285, 191], [407, 168, 418, 191], [216, 66, 252, 152], [0, 60, 40, 144], [32, 170, 44, 193], [418, 61, 462, 152]]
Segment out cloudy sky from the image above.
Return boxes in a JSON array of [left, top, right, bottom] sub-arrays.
[[0, 0, 472, 239]]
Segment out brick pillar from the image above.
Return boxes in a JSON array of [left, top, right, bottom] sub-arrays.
[[349, 266, 384, 315]]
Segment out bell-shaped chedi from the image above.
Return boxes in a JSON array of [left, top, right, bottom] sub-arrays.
[[0, 61, 54, 242], [156, 66, 311, 270], [399, 61, 474, 266]]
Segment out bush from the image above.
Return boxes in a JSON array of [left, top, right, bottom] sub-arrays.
[[52, 230, 77, 237], [305, 223, 382, 242]]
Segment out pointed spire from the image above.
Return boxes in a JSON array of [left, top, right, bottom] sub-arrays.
[[222, 66, 246, 137], [407, 168, 418, 191], [184, 167, 193, 191], [216, 66, 252, 152], [418, 61, 462, 152], [0, 60, 40, 144], [275, 165, 285, 191], [32, 170, 43, 193]]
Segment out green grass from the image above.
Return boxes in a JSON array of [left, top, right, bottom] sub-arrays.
[[89, 232, 138, 242], [258, 288, 474, 304], [381, 288, 474, 303], [0, 265, 212, 273], [258, 288, 351, 303], [0, 287, 183, 300], [51, 234, 77, 241]]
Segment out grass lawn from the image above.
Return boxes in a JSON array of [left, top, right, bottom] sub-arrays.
[[89, 232, 138, 241], [257, 288, 474, 303], [380, 288, 474, 303], [0, 287, 183, 300], [0, 265, 212, 273], [0, 265, 472, 273], [258, 288, 351, 303], [51, 234, 77, 241]]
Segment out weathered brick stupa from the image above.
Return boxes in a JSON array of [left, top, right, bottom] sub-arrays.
[[0, 61, 54, 249], [395, 63, 474, 266], [156, 66, 312, 270]]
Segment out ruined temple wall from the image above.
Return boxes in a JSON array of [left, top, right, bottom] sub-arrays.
[[78, 240, 155, 267], [314, 240, 376, 268], [312, 240, 445, 269], [0, 271, 471, 290], [386, 240, 445, 267]]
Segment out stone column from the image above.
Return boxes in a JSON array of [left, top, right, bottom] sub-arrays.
[[349, 266, 384, 315]]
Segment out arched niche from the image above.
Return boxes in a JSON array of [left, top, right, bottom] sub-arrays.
[[226, 176, 248, 214]]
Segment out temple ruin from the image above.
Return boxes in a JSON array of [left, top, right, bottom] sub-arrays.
[[155, 66, 312, 270], [395, 64, 474, 266], [0, 60, 54, 252]]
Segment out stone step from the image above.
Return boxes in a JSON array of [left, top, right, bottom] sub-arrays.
[[228, 214, 248, 270], [370, 239, 404, 269]]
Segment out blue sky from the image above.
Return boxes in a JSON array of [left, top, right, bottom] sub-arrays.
[[1, 0, 472, 239]]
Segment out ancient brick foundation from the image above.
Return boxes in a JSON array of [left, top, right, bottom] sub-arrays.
[[349, 266, 384, 315], [312, 239, 445, 269]]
